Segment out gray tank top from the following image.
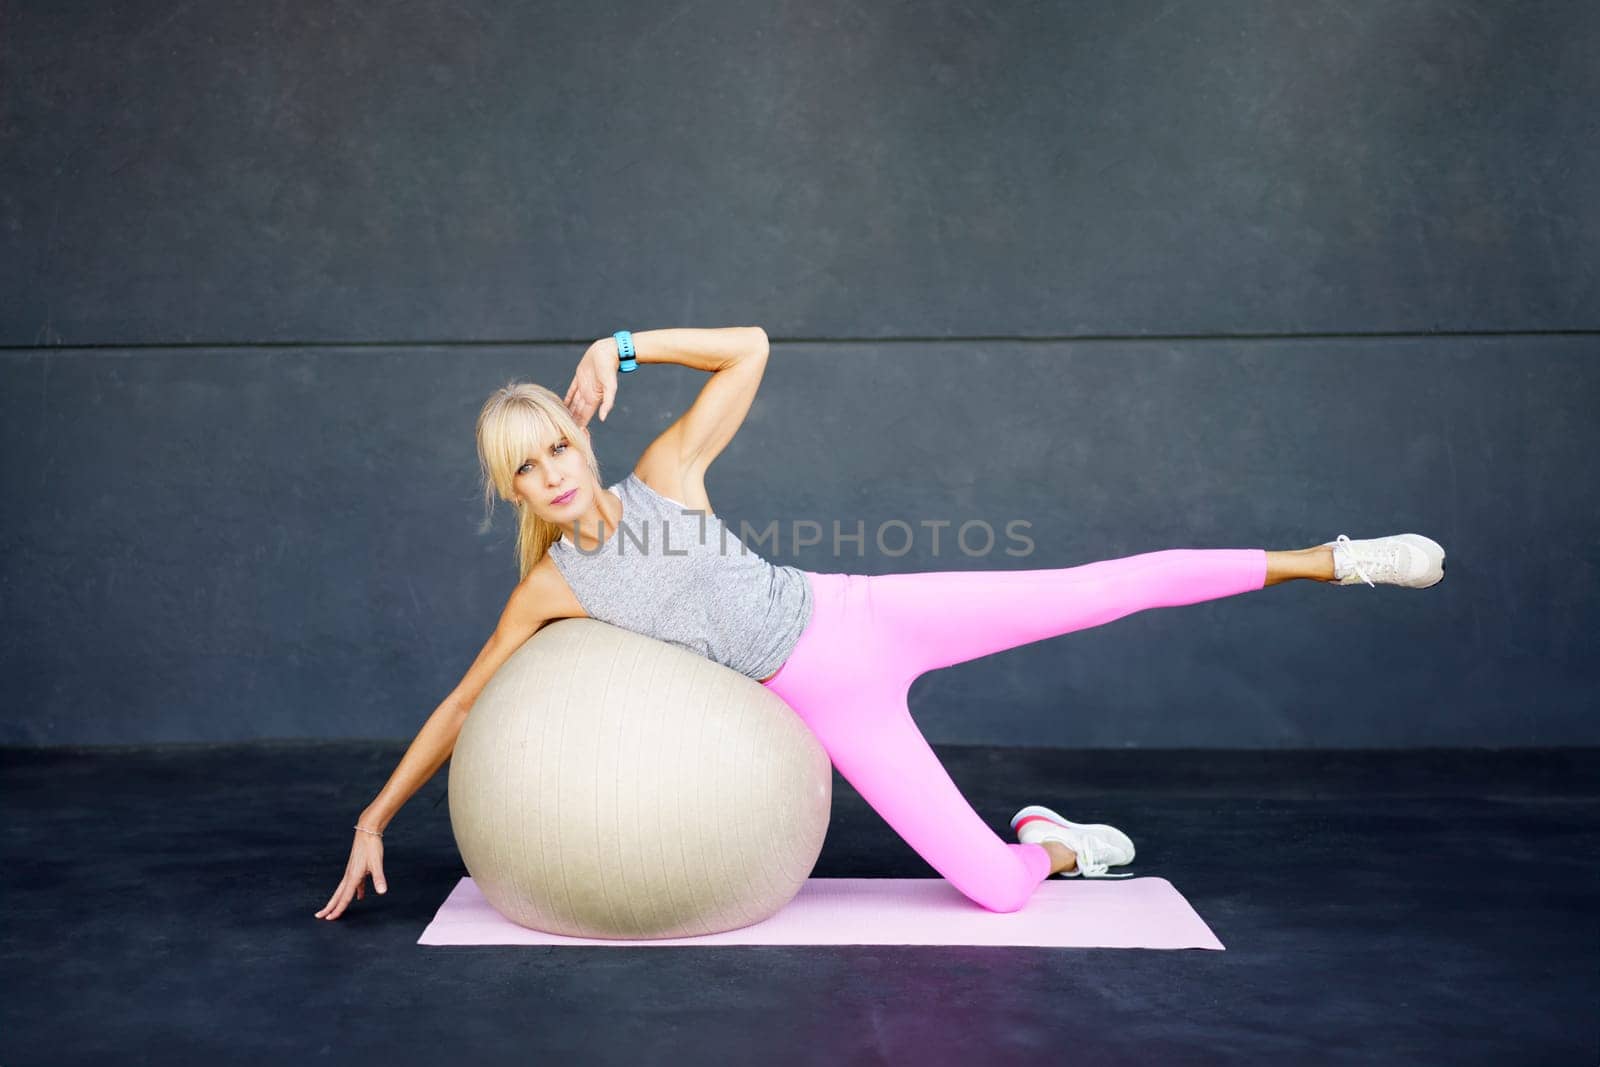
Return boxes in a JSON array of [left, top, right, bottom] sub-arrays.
[[546, 473, 814, 680]]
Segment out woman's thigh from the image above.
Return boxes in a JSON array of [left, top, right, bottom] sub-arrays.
[[763, 611, 1050, 911]]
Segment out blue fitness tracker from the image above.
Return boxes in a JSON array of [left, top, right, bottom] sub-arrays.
[[614, 330, 638, 373]]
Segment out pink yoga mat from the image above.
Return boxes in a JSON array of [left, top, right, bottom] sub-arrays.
[[417, 876, 1225, 949]]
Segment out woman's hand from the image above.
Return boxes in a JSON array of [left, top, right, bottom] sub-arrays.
[[563, 338, 620, 427], [315, 827, 388, 921]]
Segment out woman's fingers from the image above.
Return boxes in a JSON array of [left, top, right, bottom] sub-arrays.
[[335, 881, 354, 915], [566, 372, 594, 420], [332, 882, 357, 918], [315, 833, 393, 920], [316, 882, 348, 920]]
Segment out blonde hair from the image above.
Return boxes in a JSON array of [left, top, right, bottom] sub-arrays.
[[475, 380, 603, 580]]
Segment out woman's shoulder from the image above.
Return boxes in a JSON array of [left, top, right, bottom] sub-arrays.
[[628, 460, 714, 515]]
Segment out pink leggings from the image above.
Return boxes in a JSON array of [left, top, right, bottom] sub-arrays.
[[760, 548, 1268, 913]]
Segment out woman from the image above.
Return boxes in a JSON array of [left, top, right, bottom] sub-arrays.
[[316, 325, 1446, 920]]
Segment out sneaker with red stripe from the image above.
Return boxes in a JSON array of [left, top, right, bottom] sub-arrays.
[[1010, 805, 1136, 878]]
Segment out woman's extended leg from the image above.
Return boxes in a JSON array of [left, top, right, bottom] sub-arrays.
[[1266, 545, 1337, 586], [866, 548, 1271, 678], [763, 553, 1277, 914]]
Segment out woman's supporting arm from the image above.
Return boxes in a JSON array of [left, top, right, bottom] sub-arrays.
[[356, 697, 469, 833], [357, 571, 552, 832]]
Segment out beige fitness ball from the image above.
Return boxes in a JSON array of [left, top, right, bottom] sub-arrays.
[[447, 618, 832, 940]]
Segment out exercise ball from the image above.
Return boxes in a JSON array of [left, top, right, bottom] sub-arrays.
[[447, 617, 832, 940]]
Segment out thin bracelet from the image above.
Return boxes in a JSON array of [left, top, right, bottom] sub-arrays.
[[353, 824, 383, 838]]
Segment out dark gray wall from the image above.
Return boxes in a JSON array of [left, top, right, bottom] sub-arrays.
[[3, 1, 1595, 746]]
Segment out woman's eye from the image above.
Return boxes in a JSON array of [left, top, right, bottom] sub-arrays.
[[517, 442, 565, 475]]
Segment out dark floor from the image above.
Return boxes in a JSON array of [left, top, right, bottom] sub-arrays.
[[2, 743, 1596, 1066]]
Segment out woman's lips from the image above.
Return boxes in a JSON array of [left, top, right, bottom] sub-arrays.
[[550, 488, 577, 506]]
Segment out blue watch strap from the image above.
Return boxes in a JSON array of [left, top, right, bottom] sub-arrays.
[[614, 330, 638, 372]]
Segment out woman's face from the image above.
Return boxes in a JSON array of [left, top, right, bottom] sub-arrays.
[[513, 427, 595, 523]]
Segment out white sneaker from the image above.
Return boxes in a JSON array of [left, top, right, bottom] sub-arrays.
[[1010, 805, 1136, 879], [1325, 533, 1446, 588]]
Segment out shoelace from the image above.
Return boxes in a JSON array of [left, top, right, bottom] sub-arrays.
[[1331, 533, 1398, 588], [1055, 833, 1135, 879]]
